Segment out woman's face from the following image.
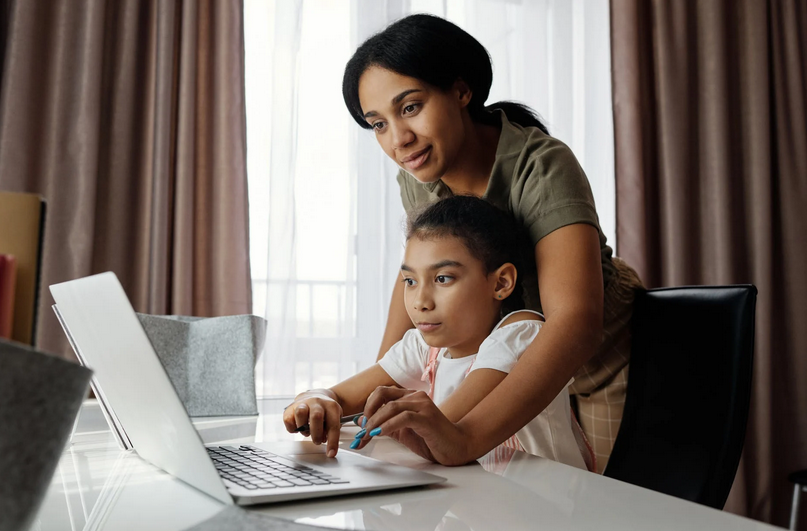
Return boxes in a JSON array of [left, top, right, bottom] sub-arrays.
[[357, 66, 470, 183]]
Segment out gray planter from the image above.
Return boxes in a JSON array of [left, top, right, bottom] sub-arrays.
[[137, 314, 266, 417], [0, 339, 92, 531]]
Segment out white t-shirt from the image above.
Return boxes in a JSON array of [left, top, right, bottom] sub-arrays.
[[378, 311, 587, 470]]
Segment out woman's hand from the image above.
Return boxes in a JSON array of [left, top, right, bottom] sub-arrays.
[[282, 390, 343, 458], [352, 386, 471, 466]]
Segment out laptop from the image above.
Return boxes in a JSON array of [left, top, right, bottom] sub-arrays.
[[50, 272, 445, 506]]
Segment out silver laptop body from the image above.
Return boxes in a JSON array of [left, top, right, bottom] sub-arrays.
[[50, 272, 445, 506]]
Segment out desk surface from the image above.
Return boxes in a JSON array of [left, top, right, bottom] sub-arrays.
[[34, 398, 781, 531]]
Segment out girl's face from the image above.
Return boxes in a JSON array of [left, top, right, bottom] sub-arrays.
[[400, 235, 507, 357], [357, 66, 470, 184]]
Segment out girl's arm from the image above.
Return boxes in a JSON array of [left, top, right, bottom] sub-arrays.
[[358, 224, 603, 465], [282, 364, 397, 457], [331, 365, 399, 415], [376, 272, 415, 361]]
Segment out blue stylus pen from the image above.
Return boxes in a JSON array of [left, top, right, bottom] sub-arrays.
[[294, 415, 358, 433]]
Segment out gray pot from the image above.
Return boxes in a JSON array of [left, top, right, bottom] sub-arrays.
[[136, 313, 266, 416], [0, 339, 92, 531]]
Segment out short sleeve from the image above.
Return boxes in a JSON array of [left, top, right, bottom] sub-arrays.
[[396, 169, 417, 214], [378, 329, 430, 390], [512, 138, 601, 246], [470, 320, 543, 374]]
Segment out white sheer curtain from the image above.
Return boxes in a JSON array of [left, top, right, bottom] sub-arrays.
[[244, 0, 614, 398]]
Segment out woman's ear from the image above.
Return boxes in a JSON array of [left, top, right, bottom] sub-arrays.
[[492, 263, 517, 301], [453, 78, 473, 108]]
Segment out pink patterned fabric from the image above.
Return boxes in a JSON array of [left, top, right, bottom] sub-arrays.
[[421, 346, 524, 452]]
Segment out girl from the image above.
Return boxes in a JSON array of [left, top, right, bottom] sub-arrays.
[[340, 13, 643, 470], [284, 196, 589, 470]]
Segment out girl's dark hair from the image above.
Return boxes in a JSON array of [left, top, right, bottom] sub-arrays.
[[407, 195, 527, 315], [343, 14, 549, 135]]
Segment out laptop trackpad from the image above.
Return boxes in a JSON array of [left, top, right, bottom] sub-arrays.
[[258, 440, 330, 456]]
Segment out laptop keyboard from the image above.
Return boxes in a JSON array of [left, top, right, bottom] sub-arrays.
[[206, 445, 349, 490]]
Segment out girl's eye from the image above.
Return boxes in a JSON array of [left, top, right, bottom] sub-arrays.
[[435, 275, 452, 284], [402, 103, 419, 115], [402, 277, 416, 287], [372, 121, 387, 132]]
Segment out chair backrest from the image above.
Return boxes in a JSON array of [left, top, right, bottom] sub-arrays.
[[604, 285, 757, 509]]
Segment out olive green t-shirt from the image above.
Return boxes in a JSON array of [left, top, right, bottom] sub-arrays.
[[396, 111, 617, 313]]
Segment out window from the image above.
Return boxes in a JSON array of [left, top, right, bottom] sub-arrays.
[[244, 0, 615, 397]]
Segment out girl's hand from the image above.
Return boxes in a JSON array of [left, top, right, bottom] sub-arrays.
[[352, 386, 470, 466], [282, 390, 343, 458]]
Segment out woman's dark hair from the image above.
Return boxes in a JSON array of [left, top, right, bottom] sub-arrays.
[[343, 14, 549, 135], [406, 195, 528, 315]]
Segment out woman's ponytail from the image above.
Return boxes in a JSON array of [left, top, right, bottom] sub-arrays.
[[482, 101, 549, 135]]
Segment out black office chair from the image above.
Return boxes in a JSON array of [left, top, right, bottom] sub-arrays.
[[789, 470, 807, 529], [604, 285, 757, 510]]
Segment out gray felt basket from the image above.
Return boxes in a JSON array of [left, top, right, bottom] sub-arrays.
[[0, 339, 92, 531], [137, 313, 266, 417]]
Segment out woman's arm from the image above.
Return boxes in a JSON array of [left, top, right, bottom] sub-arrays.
[[353, 368, 508, 461], [438, 313, 543, 422], [440, 369, 507, 422], [457, 223, 603, 454], [376, 272, 415, 361], [358, 224, 603, 465]]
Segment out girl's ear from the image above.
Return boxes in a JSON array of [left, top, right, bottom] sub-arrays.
[[453, 78, 473, 108], [492, 263, 517, 301]]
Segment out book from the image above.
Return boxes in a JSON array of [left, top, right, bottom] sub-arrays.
[[0, 254, 16, 339]]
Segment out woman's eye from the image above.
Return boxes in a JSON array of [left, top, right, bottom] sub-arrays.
[[372, 121, 386, 132], [402, 277, 416, 287], [435, 275, 452, 284], [403, 103, 419, 115]]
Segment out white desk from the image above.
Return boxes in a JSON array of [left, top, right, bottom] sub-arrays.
[[34, 398, 781, 531]]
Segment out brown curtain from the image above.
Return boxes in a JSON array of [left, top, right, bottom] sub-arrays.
[[611, 0, 807, 526], [0, 0, 252, 359]]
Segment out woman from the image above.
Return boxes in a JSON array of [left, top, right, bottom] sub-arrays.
[[339, 14, 643, 470]]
